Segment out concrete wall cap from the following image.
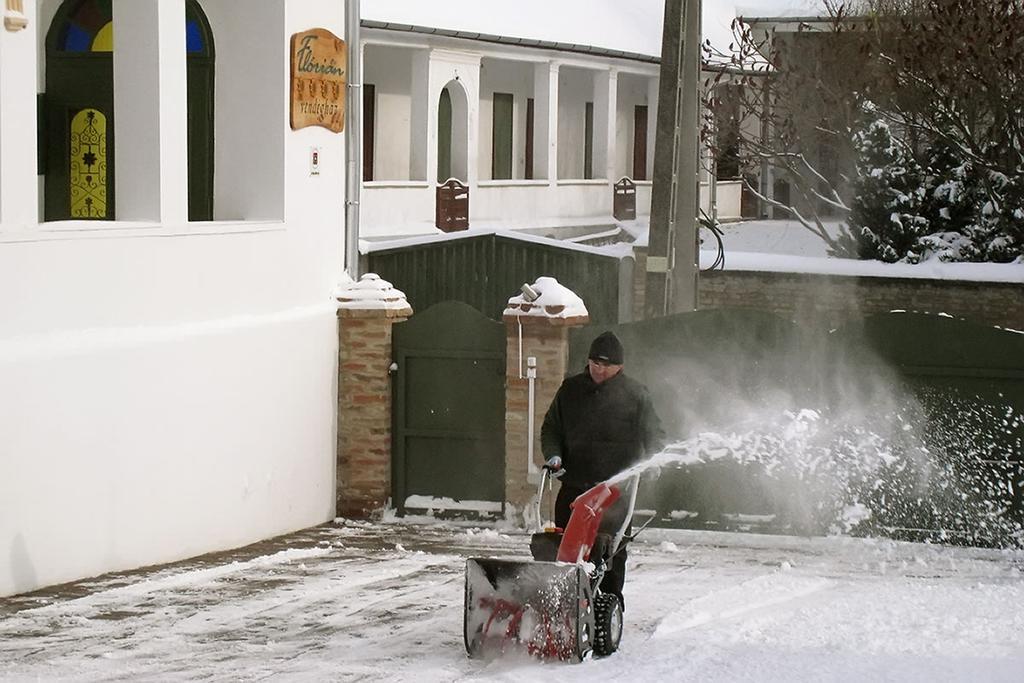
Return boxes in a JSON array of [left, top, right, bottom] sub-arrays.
[[503, 276, 589, 319]]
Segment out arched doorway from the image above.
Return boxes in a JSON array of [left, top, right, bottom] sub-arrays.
[[437, 88, 452, 182], [436, 80, 468, 183], [43, 0, 215, 221]]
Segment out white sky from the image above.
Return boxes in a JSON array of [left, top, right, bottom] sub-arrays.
[[363, 0, 821, 57]]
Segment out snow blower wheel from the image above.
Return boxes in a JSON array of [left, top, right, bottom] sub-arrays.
[[593, 593, 623, 656]]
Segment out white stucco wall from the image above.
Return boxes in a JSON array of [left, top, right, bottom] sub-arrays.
[[0, 0, 37, 227], [364, 43, 415, 182], [615, 72, 652, 181], [1, 0, 345, 597], [557, 66, 595, 180], [478, 58, 532, 181], [204, 0, 286, 220]]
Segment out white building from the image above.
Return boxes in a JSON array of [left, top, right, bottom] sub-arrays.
[[1, 0, 347, 597], [359, 0, 743, 240]]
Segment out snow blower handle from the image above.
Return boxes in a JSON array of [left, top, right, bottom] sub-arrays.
[[531, 457, 565, 533], [543, 456, 564, 478]]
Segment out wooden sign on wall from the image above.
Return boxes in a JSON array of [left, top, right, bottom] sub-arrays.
[[290, 28, 346, 133]]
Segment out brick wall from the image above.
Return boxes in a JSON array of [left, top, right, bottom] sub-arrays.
[[633, 249, 648, 318], [503, 322, 572, 510], [698, 270, 1024, 330], [337, 312, 401, 517]]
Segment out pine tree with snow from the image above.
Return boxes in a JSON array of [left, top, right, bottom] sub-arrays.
[[917, 138, 985, 262], [980, 171, 1024, 262], [848, 116, 930, 263]]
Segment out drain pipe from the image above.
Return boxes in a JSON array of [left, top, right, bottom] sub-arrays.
[[526, 356, 537, 478], [344, 0, 362, 278]]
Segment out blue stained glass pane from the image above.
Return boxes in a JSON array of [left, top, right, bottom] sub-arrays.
[[63, 23, 92, 52], [186, 20, 203, 53]]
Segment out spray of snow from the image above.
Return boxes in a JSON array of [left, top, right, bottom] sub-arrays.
[[607, 402, 1023, 546]]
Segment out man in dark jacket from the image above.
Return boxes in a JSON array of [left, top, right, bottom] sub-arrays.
[[540, 330, 665, 608]]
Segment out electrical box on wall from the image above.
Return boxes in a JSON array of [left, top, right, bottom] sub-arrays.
[[310, 146, 321, 176]]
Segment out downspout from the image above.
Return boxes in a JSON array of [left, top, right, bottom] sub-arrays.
[[344, 0, 362, 277]]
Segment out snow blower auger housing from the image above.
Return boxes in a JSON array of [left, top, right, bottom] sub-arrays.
[[464, 469, 639, 662]]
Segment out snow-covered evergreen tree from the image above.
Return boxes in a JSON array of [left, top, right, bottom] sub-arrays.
[[917, 144, 1024, 263], [848, 117, 929, 263], [917, 138, 985, 262]]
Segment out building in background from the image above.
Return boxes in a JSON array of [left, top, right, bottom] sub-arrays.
[[359, 0, 744, 241]]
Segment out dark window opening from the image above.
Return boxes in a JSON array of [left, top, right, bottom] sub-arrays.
[[584, 101, 594, 180], [491, 92, 513, 180], [525, 97, 534, 180], [633, 104, 648, 181], [363, 83, 375, 182]]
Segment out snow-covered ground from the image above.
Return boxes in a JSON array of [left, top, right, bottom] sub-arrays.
[[706, 219, 845, 258], [694, 220, 1024, 282], [3, 520, 1022, 682]]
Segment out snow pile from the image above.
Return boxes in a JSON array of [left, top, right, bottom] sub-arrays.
[[336, 273, 412, 312], [503, 276, 589, 320], [403, 495, 503, 514]]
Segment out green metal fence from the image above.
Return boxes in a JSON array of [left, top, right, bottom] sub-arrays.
[[568, 310, 1024, 547], [363, 233, 626, 323]]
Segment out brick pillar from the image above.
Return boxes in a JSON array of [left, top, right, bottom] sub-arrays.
[[503, 277, 589, 518], [336, 274, 412, 518], [633, 245, 648, 318]]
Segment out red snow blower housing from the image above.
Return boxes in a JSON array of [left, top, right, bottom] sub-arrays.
[[464, 468, 640, 662]]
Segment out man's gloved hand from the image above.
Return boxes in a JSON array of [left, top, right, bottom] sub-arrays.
[[543, 456, 565, 478]]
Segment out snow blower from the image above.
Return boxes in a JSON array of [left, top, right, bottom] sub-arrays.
[[464, 467, 641, 662]]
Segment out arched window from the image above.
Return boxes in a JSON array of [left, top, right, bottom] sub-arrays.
[[56, 0, 112, 53], [185, 0, 215, 220], [44, 0, 215, 221]]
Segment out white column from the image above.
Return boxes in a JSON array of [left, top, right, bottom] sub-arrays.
[[0, 0, 38, 226], [460, 58, 480, 188], [426, 51, 480, 185], [409, 49, 429, 182], [646, 76, 659, 182], [593, 68, 616, 181], [533, 61, 558, 183], [113, 0, 187, 223]]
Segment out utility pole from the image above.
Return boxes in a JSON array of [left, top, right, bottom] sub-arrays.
[[645, 0, 702, 317]]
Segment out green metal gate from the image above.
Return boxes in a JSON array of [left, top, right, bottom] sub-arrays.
[[392, 301, 506, 515]]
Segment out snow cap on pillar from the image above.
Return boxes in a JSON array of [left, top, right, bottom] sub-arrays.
[[336, 273, 413, 317], [503, 276, 589, 324]]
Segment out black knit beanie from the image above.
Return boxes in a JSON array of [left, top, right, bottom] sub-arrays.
[[588, 331, 624, 365]]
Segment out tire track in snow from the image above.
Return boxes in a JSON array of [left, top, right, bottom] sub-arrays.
[[652, 571, 836, 638]]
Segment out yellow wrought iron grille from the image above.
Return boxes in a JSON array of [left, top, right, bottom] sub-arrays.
[[69, 108, 107, 219]]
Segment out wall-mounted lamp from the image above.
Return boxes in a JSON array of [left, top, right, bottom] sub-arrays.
[[520, 282, 540, 303]]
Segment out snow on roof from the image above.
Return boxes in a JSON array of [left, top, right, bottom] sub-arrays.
[[504, 276, 589, 320], [360, 227, 627, 259]]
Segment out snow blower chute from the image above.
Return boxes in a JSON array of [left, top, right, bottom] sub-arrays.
[[464, 468, 641, 662]]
